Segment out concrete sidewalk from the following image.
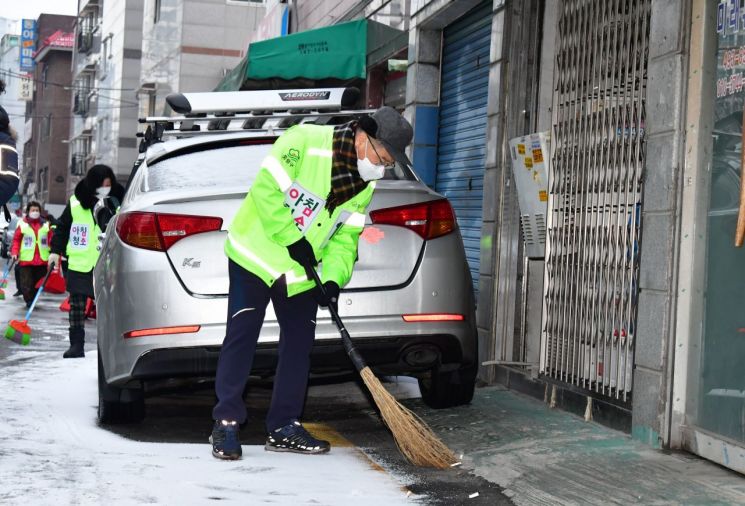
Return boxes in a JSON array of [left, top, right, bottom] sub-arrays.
[[414, 386, 745, 505]]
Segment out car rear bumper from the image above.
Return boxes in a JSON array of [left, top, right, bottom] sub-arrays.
[[116, 333, 472, 388]]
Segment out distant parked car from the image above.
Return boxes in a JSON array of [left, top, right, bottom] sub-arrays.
[[94, 88, 478, 423], [1, 215, 20, 259]]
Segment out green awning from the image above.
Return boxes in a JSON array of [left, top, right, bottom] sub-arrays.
[[215, 19, 406, 91]]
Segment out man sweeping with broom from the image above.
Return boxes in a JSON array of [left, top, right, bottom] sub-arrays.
[[210, 107, 413, 460]]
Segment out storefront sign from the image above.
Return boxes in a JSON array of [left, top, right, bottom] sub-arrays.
[[19, 19, 36, 72], [717, 0, 745, 35], [17, 74, 33, 101]]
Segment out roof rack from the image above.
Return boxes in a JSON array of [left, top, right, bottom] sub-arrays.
[[136, 87, 373, 152]]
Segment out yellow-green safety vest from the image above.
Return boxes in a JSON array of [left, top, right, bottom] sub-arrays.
[[66, 194, 101, 273], [225, 124, 375, 297], [18, 220, 50, 262]]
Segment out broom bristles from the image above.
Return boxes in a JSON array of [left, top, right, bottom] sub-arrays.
[[359, 366, 457, 469]]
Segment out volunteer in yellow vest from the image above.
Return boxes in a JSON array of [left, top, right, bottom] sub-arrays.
[[210, 107, 414, 460], [10, 201, 52, 307], [50, 164, 125, 359]]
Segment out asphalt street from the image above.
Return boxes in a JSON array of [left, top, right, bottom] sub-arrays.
[[0, 277, 509, 505]]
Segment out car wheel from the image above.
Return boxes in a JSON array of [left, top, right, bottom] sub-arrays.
[[97, 351, 145, 424], [418, 364, 477, 409]]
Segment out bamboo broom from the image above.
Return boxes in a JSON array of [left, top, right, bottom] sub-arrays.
[[308, 268, 457, 469]]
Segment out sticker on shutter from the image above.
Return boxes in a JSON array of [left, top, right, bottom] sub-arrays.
[[284, 182, 325, 234], [69, 224, 90, 249]]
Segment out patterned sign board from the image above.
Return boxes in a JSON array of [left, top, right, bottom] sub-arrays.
[[19, 19, 37, 72]]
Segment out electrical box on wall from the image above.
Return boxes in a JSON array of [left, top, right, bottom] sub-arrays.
[[509, 131, 550, 258]]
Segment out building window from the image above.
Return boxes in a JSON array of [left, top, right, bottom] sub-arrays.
[[41, 114, 51, 139], [100, 35, 111, 78], [42, 65, 48, 89], [154, 0, 162, 23]]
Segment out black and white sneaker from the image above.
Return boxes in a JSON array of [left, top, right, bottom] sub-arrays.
[[210, 420, 242, 460], [265, 421, 330, 454]]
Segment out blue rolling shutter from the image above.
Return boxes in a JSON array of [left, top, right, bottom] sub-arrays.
[[436, 2, 492, 292]]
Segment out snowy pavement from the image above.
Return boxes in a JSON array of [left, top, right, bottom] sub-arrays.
[[0, 349, 415, 505], [0, 280, 419, 506], [0, 277, 511, 505]]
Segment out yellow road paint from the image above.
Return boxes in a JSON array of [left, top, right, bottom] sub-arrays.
[[304, 422, 414, 498], [303, 422, 354, 448]]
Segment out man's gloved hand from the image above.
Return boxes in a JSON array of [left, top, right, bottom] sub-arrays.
[[286, 237, 317, 269], [48, 253, 60, 269], [313, 281, 339, 311]]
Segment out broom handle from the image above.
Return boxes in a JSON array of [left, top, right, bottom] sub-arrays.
[[307, 267, 368, 372], [23, 267, 53, 321], [2, 257, 16, 280]]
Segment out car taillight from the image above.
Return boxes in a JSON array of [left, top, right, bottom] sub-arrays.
[[157, 213, 223, 249], [116, 212, 223, 251], [369, 199, 456, 240], [116, 212, 160, 251]]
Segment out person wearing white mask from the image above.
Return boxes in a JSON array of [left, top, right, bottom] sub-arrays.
[[209, 106, 413, 460], [49, 164, 124, 358], [10, 201, 52, 307]]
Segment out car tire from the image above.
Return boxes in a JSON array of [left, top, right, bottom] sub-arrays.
[[97, 351, 145, 424], [418, 364, 477, 409]]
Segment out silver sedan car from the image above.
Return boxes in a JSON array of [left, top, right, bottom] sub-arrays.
[[95, 101, 477, 424]]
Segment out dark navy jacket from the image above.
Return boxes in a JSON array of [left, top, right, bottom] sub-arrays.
[[0, 130, 19, 206]]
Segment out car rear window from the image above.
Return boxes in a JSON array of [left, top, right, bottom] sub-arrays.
[[143, 139, 418, 193], [144, 144, 272, 192]]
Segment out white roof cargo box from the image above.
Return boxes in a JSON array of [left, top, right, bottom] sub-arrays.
[[166, 87, 360, 115]]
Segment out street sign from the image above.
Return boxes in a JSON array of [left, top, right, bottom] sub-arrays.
[[17, 74, 33, 101], [19, 19, 37, 72]]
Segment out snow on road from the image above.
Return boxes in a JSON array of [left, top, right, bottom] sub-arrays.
[[0, 351, 414, 505]]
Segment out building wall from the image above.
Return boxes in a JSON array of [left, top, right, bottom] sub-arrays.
[[295, 0, 361, 31], [140, 0, 264, 117], [405, 0, 507, 384], [179, 0, 264, 93], [140, 0, 183, 115], [97, 0, 145, 181], [631, 0, 690, 448], [295, 0, 410, 32], [27, 50, 73, 206], [0, 32, 26, 173], [69, 1, 103, 196]]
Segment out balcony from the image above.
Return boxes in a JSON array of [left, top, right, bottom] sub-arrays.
[[73, 92, 90, 116], [70, 154, 87, 176], [77, 31, 93, 54]]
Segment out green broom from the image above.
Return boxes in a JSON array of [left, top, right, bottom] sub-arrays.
[[4, 267, 53, 346], [0, 257, 17, 300]]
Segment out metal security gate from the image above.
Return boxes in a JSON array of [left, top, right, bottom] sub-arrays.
[[540, 0, 650, 401], [436, 2, 492, 291]]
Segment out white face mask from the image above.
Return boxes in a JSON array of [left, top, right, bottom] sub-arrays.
[[28, 211, 40, 220], [356, 139, 386, 182], [96, 186, 111, 199]]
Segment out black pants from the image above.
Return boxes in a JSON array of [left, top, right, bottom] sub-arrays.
[[213, 260, 318, 431], [13, 264, 20, 293], [19, 265, 47, 305]]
